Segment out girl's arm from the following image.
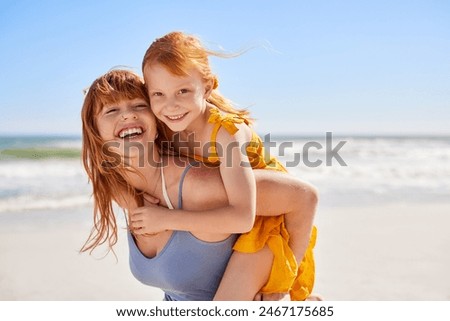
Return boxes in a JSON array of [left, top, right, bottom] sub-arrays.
[[130, 124, 257, 234], [130, 133, 318, 243]]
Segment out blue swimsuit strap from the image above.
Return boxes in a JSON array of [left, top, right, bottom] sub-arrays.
[[177, 161, 199, 209]]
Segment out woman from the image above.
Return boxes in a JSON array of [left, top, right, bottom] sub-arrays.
[[81, 69, 318, 300]]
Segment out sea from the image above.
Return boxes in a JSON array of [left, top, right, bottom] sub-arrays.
[[1, 134, 449, 213]]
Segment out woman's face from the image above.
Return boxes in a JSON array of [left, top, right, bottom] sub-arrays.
[[95, 97, 158, 164]]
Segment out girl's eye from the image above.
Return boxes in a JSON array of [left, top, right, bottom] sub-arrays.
[[178, 89, 188, 94], [152, 92, 163, 97]]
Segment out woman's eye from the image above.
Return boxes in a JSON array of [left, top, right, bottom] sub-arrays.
[[178, 89, 189, 94], [105, 108, 117, 114], [152, 92, 163, 97]]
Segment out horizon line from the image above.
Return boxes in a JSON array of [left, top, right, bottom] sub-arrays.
[[1, 132, 450, 139]]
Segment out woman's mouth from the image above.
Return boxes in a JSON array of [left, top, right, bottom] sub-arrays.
[[118, 127, 144, 139]]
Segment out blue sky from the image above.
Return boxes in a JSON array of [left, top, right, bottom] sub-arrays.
[[0, 0, 449, 136]]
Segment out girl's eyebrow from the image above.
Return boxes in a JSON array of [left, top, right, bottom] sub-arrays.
[[150, 79, 193, 90]]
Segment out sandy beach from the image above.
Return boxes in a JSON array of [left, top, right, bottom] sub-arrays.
[[1, 200, 449, 301], [0, 206, 163, 301], [314, 202, 450, 300]]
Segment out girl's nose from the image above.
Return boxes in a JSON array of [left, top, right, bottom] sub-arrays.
[[165, 96, 180, 111]]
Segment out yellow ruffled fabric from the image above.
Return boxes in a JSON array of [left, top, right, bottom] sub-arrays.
[[208, 108, 245, 135], [233, 215, 298, 293], [207, 107, 317, 300]]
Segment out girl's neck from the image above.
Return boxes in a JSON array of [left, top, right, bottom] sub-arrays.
[[174, 104, 215, 154], [183, 103, 214, 139]]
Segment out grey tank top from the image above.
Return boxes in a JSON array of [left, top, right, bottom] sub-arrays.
[[128, 163, 238, 301]]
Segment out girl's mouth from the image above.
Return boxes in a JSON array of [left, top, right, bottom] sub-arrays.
[[165, 113, 188, 122]]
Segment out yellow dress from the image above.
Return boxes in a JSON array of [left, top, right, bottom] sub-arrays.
[[193, 107, 317, 300]]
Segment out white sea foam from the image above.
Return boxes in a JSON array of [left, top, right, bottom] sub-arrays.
[[274, 136, 450, 205], [0, 194, 92, 212], [0, 158, 92, 213], [1, 135, 449, 212]]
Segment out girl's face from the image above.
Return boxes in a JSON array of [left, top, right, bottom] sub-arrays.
[[95, 97, 158, 160], [144, 63, 212, 133]]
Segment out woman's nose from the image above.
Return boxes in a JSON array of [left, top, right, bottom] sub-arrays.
[[121, 110, 137, 120]]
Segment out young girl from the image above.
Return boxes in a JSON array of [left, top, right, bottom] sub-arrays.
[[81, 69, 318, 300], [136, 31, 318, 300]]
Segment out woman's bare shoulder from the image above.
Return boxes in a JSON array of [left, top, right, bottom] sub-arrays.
[[182, 163, 228, 209]]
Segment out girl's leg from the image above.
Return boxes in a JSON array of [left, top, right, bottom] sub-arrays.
[[213, 246, 273, 301], [215, 171, 319, 301], [253, 170, 318, 263]]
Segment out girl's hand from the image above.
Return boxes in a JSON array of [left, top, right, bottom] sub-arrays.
[[129, 203, 169, 236], [143, 193, 160, 205]]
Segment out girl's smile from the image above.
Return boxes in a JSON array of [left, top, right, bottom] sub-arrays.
[[144, 63, 213, 134]]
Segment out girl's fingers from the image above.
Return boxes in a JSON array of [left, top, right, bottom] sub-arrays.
[[144, 194, 160, 204], [131, 228, 158, 236], [130, 219, 144, 229], [131, 228, 145, 235], [130, 225, 145, 235], [130, 211, 144, 221], [131, 207, 144, 215], [142, 232, 159, 237]]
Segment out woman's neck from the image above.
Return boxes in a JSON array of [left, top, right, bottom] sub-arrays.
[[126, 149, 162, 194]]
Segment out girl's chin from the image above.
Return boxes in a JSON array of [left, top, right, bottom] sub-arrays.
[[165, 123, 187, 133]]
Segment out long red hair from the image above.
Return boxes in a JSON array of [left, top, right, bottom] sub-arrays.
[[80, 70, 148, 253]]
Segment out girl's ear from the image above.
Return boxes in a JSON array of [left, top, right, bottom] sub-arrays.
[[204, 78, 214, 99]]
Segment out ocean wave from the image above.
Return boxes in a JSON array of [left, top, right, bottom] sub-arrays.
[[0, 158, 92, 212], [0, 135, 449, 211], [0, 194, 92, 213], [0, 159, 84, 178], [274, 136, 450, 200]]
